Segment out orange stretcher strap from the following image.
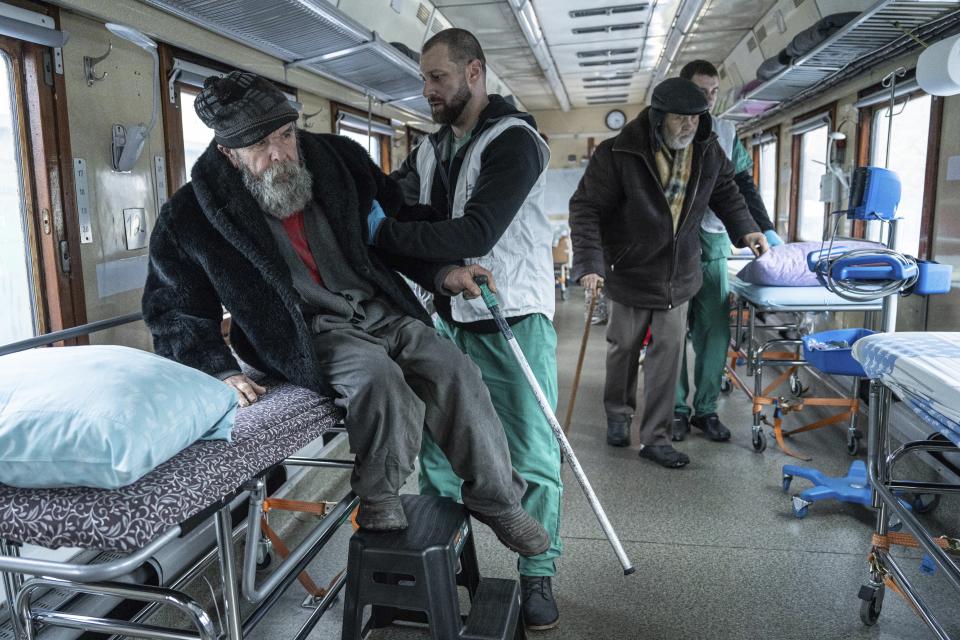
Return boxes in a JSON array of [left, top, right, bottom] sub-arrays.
[[872, 532, 960, 553], [262, 498, 331, 516]]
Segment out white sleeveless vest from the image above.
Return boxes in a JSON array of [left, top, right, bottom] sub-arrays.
[[415, 117, 554, 323], [701, 117, 738, 234]]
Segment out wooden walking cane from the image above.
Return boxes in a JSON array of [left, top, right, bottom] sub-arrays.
[[563, 283, 600, 436]]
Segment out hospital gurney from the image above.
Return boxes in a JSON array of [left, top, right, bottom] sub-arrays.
[[853, 332, 960, 638], [724, 264, 882, 457], [0, 314, 355, 640]]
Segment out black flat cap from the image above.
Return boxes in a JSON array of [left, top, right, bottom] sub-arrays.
[[651, 77, 709, 116]]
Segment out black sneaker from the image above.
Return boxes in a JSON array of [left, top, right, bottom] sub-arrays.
[[471, 506, 551, 557], [521, 575, 559, 630], [690, 413, 731, 442], [606, 418, 631, 447], [639, 444, 690, 468], [356, 496, 408, 531], [672, 413, 690, 442]]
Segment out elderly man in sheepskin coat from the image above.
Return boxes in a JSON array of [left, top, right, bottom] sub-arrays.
[[142, 71, 549, 556]]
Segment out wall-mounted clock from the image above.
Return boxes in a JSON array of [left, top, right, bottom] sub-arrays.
[[605, 109, 626, 131]]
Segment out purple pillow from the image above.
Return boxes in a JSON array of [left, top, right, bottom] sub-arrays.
[[736, 241, 881, 287]]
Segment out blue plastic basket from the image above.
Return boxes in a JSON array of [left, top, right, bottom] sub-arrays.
[[802, 328, 876, 377]]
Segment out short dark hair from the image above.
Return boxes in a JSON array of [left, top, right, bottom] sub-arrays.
[[423, 28, 486, 72], [679, 60, 719, 80]]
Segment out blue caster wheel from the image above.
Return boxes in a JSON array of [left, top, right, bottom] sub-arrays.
[[793, 504, 808, 519], [782, 475, 792, 493]]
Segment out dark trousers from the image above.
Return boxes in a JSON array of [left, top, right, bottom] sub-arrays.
[[311, 315, 526, 515], [604, 300, 689, 447]]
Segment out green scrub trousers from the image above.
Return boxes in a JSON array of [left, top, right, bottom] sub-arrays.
[[419, 313, 563, 577], [675, 229, 732, 417]]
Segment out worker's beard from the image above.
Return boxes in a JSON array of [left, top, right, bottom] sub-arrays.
[[430, 79, 472, 126], [237, 156, 314, 220]]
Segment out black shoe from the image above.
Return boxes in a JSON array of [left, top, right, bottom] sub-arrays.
[[639, 444, 690, 468], [356, 496, 408, 531], [471, 506, 551, 557], [690, 413, 731, 442], [672, 413, 690, 442], [521, 575, 559, 630], [606, 418, 631, 447]]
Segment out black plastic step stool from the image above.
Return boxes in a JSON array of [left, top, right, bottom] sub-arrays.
[[341, 494, 525, 639]]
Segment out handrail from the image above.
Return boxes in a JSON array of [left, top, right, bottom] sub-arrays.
[[0, 312, 144, 356]]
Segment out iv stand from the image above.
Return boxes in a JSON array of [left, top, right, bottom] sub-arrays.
[[879, 67, 906, 333]]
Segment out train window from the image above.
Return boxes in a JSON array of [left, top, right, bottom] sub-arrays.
[[339, 125, 383, 167], [795, 123, 829, 241], [178, 86, 211, 179], [0, 23, 85, 343], [756, 135, 778, 227], [333, 103, 392, 172], [0, 51, 36, 344], [866, 94, 932, 256]]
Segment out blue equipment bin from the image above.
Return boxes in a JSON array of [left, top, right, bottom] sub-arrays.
[[913, 260, 953, 296], [802, 328, 876, 377]]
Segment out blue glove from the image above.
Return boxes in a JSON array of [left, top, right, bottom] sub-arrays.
[[367, 199, 386, 246], [764, 229, 784, 247]]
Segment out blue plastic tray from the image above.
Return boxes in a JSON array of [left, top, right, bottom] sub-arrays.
[[802, 328, 876, 376]]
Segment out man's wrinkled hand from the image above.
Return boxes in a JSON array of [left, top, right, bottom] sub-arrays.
[[580, 273, 604, 294], [742, 231, 769, 257], [224, 374, 266, 408], [443, 264, 497, 299]]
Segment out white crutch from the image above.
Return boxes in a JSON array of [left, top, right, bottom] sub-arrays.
[[474, 276, 635, 575]]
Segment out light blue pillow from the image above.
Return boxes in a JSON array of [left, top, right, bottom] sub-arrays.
[[0, 345, 237, 489]]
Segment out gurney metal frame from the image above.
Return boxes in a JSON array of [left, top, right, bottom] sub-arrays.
[[0, 314, 357, 640], [859, 379, 960, 639], [725, 290, 878, 459]]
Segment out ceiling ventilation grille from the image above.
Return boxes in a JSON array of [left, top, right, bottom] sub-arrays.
[[794, 0, 805, 7], [416, 3, 430, 24], [756, 24, 767, 43], [570, 3, 648, 18], [583, 81, 631, 89], [580, 58, 636, 67], [586, 96, 629, 104], [577, 48, 638, 58], [573, 22, 643, 35], [746, 36, 757, 52]]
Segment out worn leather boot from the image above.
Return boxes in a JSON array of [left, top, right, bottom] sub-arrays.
[[639, 444, 690, 468], [356, 495, 408, 531], [691, 413, 731, 442], [471, 506, 551, 557], [521, 575, 560, 630], [606, 417, 631, 447]]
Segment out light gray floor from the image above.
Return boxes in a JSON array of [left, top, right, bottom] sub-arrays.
[[245, 289, 960, 640]]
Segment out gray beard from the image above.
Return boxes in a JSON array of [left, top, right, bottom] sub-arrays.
[[663, 131, 695, 150], [237, 158, 313, 219]]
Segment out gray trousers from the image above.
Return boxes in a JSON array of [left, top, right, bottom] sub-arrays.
[[312, 315, 526, 516], [604, 299, 689, 447]]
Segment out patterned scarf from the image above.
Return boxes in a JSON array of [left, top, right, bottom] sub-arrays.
[[655, 143, 693, 234]]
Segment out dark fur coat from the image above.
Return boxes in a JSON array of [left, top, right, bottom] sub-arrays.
[[142, 131, 444, 393]]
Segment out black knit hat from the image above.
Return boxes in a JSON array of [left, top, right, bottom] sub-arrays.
[[194, 71, 299, 149]]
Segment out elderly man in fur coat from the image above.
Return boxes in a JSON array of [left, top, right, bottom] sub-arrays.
[[142, 71, 549, 556]]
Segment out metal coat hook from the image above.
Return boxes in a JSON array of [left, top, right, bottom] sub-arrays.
[[84, 42, 112, 86], [301, 108, 323, 129]]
